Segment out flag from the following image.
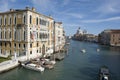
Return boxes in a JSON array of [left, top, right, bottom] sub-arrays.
[[30, 32, 34, 40]]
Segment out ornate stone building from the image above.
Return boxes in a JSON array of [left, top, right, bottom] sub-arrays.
[[54, 22, 65, 52], [98, 29, 120, 46], [0, 7, 54, 59]]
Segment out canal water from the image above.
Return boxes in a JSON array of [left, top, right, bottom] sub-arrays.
[[0, 40, 120, 80]]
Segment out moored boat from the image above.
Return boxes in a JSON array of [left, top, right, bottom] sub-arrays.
[[22, 63, 45, 72], [42, 59, 55, 69], [66, 42, 70, 45]]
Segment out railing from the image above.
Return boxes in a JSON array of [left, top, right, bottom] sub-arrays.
[[29, 39, 34, 42], [0, 38, 12, 41], [40, 39, 48, 42], [36, 39, 40, 41]]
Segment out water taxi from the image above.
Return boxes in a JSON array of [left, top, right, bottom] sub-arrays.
[[99, 66, 109, 80], [81, 49, 86, 53]]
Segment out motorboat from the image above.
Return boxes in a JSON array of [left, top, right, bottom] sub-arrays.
[[97, 49, 100, 52], [81, 49, 86, 53], [39, 58, 55, 69], [50, 60, 56, 65], [22, 63, 45, 72], [99, 66, 109, 80]]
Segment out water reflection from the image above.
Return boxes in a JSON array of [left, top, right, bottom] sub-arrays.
[[110, 46, 120, 52], [0, 40, 120, 80]]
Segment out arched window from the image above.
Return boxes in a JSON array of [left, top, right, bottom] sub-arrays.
[[1, 32, 2, 38], [10, 50, 11, 55], [30, 15, 32, 24], [24, 44, 25, 48], [39, 18, 41, 24], [5, 42, 6, 47], [0, 30, 1, 39], [14, 31, 16, 40], [0, 18, 2, 25], [40, 33, 42, 39], [9, 43, 11, 47], [10, 31, 11, 38], [5, 18, 6, 25], [10, 17, 12, 25], [36, 17, 38, 25], [23, 16, 25, 24], [24, 31, 25, 40], [39, 47, 41, 53], [43, 33, 45, 39], [14, 17, 16, 24], [37, 43, 38, 47], [5, 31, 7, 39], [37, 32, 38, 38]]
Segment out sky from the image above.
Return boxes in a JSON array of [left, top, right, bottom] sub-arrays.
[[0, 0, 120, 36]]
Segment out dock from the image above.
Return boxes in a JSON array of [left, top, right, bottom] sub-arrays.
[[54, 53, 65, 61]]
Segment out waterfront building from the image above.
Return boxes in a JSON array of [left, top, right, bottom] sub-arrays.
[[76, 27, 84, 35], [98, 29, 120, 46], [72, 27, 84, 41], [84, 34, 98, 42], [54, 22, 65, 52], [0, 7, 54, 59], [72, 27, 97, 42]]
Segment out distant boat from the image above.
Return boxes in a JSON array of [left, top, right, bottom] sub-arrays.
[[66, 42, 70, 45], [42, 59, 55, 69], [97, 49, 100, 52], [81, 49, 86, 53], [99, 66, 109, 80], [22, 62, 45, 72]]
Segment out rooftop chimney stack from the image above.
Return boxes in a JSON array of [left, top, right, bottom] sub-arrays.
[[26, 7, 30, 10], [10, 9, 14, 12], [32, 7, 36, 11], [49, 15, 53, 18]]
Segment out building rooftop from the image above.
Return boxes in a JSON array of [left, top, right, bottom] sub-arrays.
[[102, 29, 120, 33], [111, 29, 120, 33], [0, 7, 53, 20], [55, 22, 62, 24]]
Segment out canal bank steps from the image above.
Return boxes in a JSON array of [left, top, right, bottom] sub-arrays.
[[0, 60, 19, 73]]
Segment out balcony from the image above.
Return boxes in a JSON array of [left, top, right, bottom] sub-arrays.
[[36, 39, 40, 41], [40, 39, 48, 42], [0, 38, 12, 42], [17, 24, 26, 27], [29, 39, 34, 42]]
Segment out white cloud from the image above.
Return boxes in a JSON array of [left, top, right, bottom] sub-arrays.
[[11, 0, 16, 2], [0, 0, 9, 11], [94, 0, 120, 14], [0, 0, 17, 12], [81, 16, 120, 23], [31, 0, 56, 12], [62, 0, 70, 6], [64, 23, 82, 27], [66, 13, 83, 19]]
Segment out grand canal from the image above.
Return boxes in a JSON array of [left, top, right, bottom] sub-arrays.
[[0, 40, 120, 80]]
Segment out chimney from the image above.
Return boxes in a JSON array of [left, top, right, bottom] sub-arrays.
[[49, 15, 53, 18], [10, 9, 14, 12], [32, 7, 36, 11], [26, 7, 30, 10]]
